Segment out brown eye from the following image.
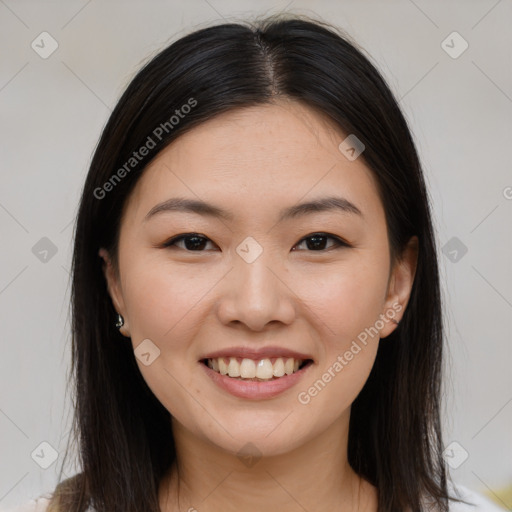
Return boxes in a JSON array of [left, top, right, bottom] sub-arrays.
[[163, 233, 216, 251], [292, 233, 348, 252]]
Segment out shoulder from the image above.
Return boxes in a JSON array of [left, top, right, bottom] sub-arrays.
[[447, 482, 508, 512], [0, 494, 52, 512]]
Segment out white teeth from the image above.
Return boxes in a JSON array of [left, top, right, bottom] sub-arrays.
[[256, 359, 273, 379], [228, 357, 241, 377], [206, 356, 307, 380], [273, 357, 285, 377], [219, 358, 228, 375], [240, 358, 256, 378]]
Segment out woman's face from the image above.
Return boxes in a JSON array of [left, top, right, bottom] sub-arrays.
[[100, 100, 417, 457]]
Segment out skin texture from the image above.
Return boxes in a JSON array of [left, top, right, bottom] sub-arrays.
[[99, 99, 418, 512]]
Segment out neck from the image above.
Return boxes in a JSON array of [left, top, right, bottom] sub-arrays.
[[158, 410, 378, 512]]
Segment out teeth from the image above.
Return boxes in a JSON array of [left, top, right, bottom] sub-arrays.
[[206, 357, 307, 380], [219, 358, 228, 375], [240, 358, 256, 378], [273, 358, 285, 377], [256, 359, 273, 379], [228, 357, 241, 377], [284, 358, 294, 375]]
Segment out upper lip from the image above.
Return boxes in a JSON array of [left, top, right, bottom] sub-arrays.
[[201, 346, 314, 361]]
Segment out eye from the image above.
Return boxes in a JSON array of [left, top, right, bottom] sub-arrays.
[[162, 232, 349, 252], [162, 233, 216, 251], [292, 233, 349, 252]]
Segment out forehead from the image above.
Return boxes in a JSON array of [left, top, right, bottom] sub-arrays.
[[122, 100, 383, 225]]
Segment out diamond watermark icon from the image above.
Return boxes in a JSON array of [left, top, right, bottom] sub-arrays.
[[442, 441, 469, 469], [134, 338, 161, 366], [339, 134, 365, 161], [237, 442, 262, 468], [442, 236, 468, 263], [31, 32, 59, 59], [31, 441, 59, 469], [441, 31, 468, 59], [32, 237, 58, 263], [236, 236, 263, 264]]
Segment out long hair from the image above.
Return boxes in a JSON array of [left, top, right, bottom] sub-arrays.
[[49, 13, 465, 512]]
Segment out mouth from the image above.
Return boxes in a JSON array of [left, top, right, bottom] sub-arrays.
[[201, 357, 314, 381], [200, 356, 314, 400]]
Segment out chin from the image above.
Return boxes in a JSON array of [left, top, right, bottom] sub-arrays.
[[215, 431, 304, 460], [190, 411, 313, 459]]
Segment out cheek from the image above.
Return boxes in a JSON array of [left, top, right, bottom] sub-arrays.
[[298, 255, 390, 345], [120, 258, 219, 415], [122, 257, 214, 342], [120, 259, 209, 424], [293, 262, 386, 421]]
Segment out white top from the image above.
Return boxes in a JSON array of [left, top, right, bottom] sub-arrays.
[[445, 483, 507, 511], [1, 483, 507, 511]]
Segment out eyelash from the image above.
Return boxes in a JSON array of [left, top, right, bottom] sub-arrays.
[[161, 232, 350, 252]]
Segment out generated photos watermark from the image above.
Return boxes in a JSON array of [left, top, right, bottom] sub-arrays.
[[297, 302, 403, 405], [94, 97, 197, 200]]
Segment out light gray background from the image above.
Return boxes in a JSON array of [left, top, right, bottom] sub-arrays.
[[1, 0, 511, 509]]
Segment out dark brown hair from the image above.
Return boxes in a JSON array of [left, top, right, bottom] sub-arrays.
[[50, 12, 467, 512]]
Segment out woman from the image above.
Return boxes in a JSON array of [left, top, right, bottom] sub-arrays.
[[7, 13, 506, 512]]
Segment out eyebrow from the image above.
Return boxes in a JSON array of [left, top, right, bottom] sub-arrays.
[[143, 195, 363, 223]]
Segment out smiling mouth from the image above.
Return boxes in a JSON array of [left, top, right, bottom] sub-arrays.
[[201, 357, 313, 381]]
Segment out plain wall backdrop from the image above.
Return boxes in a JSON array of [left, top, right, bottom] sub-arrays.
[[1, 0, 511, 509]]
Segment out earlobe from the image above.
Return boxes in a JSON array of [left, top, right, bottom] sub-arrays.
[[380, 236, 419, 339]]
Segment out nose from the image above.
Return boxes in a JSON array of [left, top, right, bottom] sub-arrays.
[[215, 251, 296, 332]]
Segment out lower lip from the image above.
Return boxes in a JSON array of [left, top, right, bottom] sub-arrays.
[[200, 361, 313, 400]]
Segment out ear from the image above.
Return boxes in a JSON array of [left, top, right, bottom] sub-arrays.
[[98, 247, 130, 337], [379, 236, 418, 339]]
